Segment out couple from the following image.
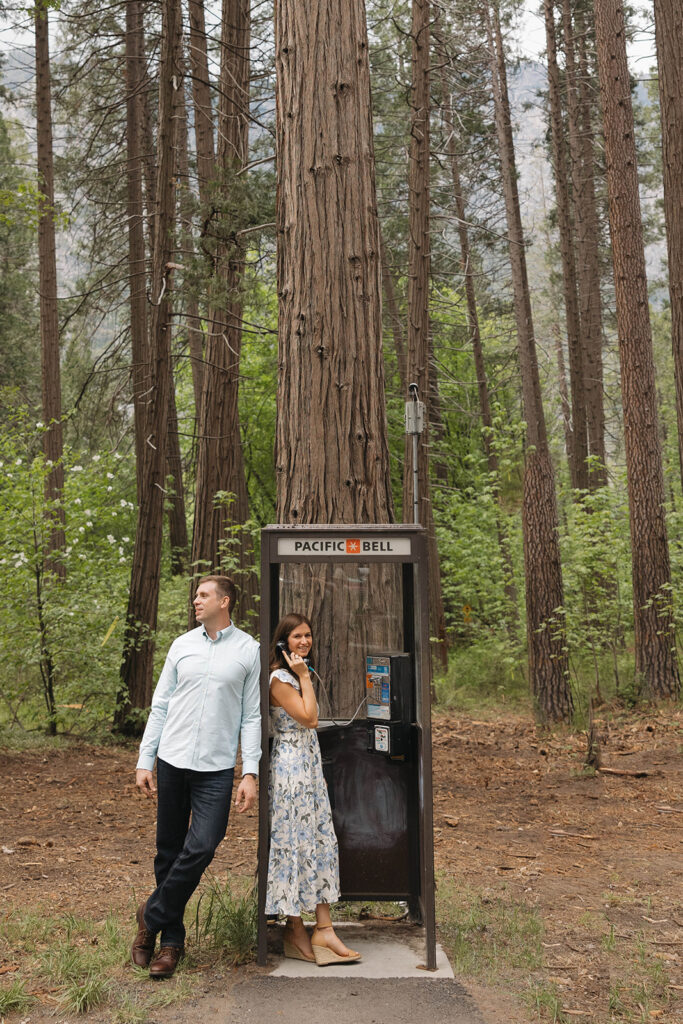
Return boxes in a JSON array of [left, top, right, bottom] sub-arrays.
[[132, 575, 360, 978]]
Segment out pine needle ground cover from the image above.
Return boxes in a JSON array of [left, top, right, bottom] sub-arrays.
[[0, 709, 681, 1023]]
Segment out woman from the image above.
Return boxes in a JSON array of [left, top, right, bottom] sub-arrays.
[[265, 613, 361, 965]]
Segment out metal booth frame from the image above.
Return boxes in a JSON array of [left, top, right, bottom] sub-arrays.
[[257, 523, 436, 969]]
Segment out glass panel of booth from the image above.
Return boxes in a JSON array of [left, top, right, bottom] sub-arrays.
[[277, 561, 404, 720]]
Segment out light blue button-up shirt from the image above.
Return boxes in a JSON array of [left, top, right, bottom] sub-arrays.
[[136, 623, 261, 775]]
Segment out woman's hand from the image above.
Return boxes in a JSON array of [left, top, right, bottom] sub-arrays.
[[282, 648, 309, 679]]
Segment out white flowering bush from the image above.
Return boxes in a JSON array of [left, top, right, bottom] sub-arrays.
[[0, 408, 138, 732]]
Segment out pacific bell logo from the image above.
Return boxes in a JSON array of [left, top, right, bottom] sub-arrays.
[[345, 539, 361, 553]]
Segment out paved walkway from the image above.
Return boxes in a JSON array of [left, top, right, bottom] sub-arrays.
[[218, 924, 485, 1024], [221, 975, 484, 1023]]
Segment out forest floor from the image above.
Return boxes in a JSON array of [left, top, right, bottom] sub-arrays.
[[0, 706, 681, 1023]]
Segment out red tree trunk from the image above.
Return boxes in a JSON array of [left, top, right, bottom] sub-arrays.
[[594, 0, 680, 700], [117, 0, 181, 730], [486, 1, 572, 722]]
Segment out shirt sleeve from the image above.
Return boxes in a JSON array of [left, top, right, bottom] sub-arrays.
[[136, 647, 179, 771], [239, 645, 262, 776]]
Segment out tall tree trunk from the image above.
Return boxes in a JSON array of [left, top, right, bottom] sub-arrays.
[[653, 0, 683, 489], [563, 0, 608, 486], [190, 0, 257, 630], [116, 0, 181, 731], [485, 2, 572, 722], [140, 38, 158, 266], [167, 365, 189, 575], [35, 2, 65, 575], [594, 0, 680, 700], [275, 0, 397, 713], [440, 72, 518, 621], [124, 0, 149, 501], [164, 42, 190, 576], [543, 0, 588, 492], [175, 55, 205, 410], [187, 0, 216, 201], [402, 0, 448, 670], [553, 319, 574, 475], [380, 229, 407, 391]]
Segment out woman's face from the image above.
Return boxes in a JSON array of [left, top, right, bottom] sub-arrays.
[[287, 623, 312, 657]]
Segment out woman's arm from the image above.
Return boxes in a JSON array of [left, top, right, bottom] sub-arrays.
[[270, 655, 318, 728]]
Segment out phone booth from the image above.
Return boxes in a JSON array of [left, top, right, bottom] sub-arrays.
[[257, 524, 436, 969]]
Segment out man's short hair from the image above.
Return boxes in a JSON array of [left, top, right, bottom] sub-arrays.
[[197, 575, 237, 614]]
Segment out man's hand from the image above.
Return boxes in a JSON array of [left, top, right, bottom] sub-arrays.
[[136, 769, 157, 798], [234, 774, 257, 813]]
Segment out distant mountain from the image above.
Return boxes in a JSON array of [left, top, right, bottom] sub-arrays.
[[0, 45, 34, 95]]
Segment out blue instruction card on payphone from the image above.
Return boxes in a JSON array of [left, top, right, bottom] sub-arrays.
[[366, 655, 391, 720]]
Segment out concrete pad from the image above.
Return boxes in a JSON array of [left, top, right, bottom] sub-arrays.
[[221, 977, 484, 1024], [269, 922, 454, 980]]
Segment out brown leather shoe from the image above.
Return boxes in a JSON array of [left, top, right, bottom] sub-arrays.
[[149, 945, 184, 979], [131, 901, 157, 968]]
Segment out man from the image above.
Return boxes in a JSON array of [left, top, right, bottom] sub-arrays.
[[132, 575, 261, 979]]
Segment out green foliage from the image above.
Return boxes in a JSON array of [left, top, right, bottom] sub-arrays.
[[435, 635, 528, 710], [0, 405, 136, 732], [0, 116, 39, 401], [559, 476, 633, 699]]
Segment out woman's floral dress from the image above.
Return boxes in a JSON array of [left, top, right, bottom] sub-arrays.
[[265, 669, 340, 915]]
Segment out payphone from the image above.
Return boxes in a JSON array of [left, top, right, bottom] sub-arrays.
[[366, 652, 413, 757], [257, 524, 436, 970]]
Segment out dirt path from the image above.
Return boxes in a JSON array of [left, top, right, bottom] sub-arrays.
[[1, 708, 681, 1022]]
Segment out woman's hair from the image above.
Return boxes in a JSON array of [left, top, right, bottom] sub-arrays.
[[269, 613, 314, 672]]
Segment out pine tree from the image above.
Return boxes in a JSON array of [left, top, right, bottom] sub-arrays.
[[594, 0, 680, 700]]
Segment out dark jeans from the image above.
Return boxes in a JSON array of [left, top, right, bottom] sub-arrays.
[[144, 759, 234, 947]]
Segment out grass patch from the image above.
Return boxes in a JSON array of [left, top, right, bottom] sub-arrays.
[[0, 978, 33, 1015], [58, 971, 109, 1015], [436, 877, 543, 980], [195, 873, 257, 965], [525, 981, 569, 1023], [1, 902, 205, 1022]]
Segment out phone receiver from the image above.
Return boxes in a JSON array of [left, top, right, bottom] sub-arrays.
[[276, 640, 312, 670]]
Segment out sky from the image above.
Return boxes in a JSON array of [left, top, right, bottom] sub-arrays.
[[0, 1, 661, 71], [515, 0, 657, 76]]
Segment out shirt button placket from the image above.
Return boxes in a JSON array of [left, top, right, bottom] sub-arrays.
[[194, 638, 214, 769]]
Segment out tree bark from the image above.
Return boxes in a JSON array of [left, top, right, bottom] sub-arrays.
[[35, 1, 65, 574], [167, 364, 189, 575], [190, 0, 257, 630], [543, 0, 588, 492], [485, 1, 572, 722], [125, 0, 149, 499], [187, 0, 217, 202], [594, 0, 679, 700], [117, 0, 181, 731], [380, 229, 407, 392], [175, 55, 205, 410], [653, 0, 683, 490], [562, 0, 608, 486], [275, 0, 398, 713]]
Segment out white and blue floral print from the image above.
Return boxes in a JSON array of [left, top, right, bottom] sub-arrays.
[[265, 669, 340, 916]]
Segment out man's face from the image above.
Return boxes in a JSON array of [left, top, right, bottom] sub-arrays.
[[193, 582, 229, 625]]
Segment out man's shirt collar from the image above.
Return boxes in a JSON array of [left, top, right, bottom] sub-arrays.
[[201, 621, 235, 643]]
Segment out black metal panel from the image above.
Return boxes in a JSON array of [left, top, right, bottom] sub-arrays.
[[317, 723, 419, 899]]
